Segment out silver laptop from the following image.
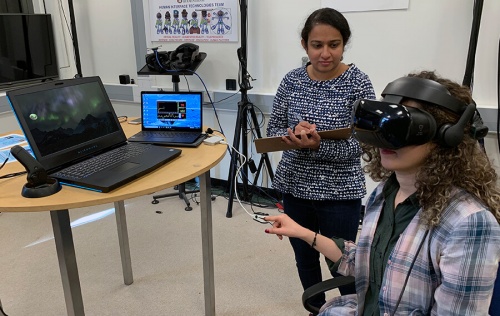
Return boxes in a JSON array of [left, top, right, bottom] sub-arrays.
[[7, 76, 181, 193], [128, 90, 205, 147]]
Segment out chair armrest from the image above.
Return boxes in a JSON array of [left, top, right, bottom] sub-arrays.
[[302, 276, 355, 315]]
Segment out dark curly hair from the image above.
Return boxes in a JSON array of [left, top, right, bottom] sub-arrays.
[[362, 70, 500, 226]]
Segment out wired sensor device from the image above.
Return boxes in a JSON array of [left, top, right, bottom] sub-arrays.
[[203, 135, 224, 146], [206, 136, 272, 224]]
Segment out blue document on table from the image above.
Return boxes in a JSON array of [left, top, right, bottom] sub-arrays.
[[0, 134, 26, 149]]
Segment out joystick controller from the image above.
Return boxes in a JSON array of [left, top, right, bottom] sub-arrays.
[[10, 145, 61, 198]]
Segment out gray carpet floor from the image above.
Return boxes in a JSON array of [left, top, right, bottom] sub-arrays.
[[0, 187, 337, 315]]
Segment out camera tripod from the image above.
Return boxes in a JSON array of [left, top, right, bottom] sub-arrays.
[[225, 0, 275, 218], [149, 74, 199, 211]]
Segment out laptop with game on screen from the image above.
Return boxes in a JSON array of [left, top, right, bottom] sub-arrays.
[[6, 76, 181, 193], [127, 90, 205, 147]]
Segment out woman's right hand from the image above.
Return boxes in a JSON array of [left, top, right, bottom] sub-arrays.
[[264, 214, 311, 240]]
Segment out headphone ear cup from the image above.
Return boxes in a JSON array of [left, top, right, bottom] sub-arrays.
[[436, 102, 476, 147], [437, 123, 460, 147], [170, 52, 191, 70], [145, 51, 170, 72], [145, 53, 157, 71]]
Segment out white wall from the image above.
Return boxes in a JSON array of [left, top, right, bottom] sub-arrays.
[[3, 0, 499, 201], [36, 0, 500, 108]]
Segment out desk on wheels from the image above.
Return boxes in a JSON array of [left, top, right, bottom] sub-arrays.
[[0, 122, 225, 316]]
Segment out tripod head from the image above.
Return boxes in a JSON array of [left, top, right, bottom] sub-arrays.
[[237, 47, 255, 91]]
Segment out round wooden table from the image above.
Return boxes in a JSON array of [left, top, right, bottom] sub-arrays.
[[0, 122, 226, 316]]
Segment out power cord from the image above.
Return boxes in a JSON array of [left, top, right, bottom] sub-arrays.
[[0, 151, 27, 179], [215, 140, 271, 225], [0, 303, 9, 316]]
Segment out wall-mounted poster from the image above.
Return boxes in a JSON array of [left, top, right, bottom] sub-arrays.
[[321, 0, 409, 12], [149, 0, 239, 42]]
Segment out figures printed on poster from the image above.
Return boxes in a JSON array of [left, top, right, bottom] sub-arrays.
[[149, 0, 238, 42], [200, 10, 210, 34], [190, 11, 200, 34], [180, 9, 190, 35], [155, 12, 163, 34], [172, 10, 180, 34], [153, 8, 233, 36], [210, 9, 231, 34], [163, 11, 172, 34]]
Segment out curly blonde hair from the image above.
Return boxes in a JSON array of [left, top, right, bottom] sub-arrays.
[[363, 71, 500, 226]]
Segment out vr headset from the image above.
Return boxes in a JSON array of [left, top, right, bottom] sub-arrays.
[[352, 77, 488, 149]]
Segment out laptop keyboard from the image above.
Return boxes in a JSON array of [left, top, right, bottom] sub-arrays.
[[53, 143, 152, 179], [142, 131, 200, 139]]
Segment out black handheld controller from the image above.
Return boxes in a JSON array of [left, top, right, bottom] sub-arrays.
[[10, 145, 61, 198]]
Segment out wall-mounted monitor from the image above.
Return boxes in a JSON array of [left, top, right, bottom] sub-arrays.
[[0, 13, 59, 89]]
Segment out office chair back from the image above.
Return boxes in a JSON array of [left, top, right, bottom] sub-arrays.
[[303, 265, 500, 315]]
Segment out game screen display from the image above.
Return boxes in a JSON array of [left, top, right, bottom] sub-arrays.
[[13, 81, 120, 157], [141, 92, 202, 130]]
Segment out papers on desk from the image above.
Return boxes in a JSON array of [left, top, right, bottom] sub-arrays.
[[0, 134, 26, 149], [0, 134, 33, 163]]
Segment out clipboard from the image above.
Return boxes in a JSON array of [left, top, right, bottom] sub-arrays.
[[254, 128, 352, 153]]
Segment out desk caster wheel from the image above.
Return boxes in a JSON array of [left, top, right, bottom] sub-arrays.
[[152, 199, 159, 204], [211, 195, 216, 201], [185, 206, 192, 211]]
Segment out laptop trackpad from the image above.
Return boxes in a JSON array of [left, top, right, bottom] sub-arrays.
[[111, 162, 140, 172]]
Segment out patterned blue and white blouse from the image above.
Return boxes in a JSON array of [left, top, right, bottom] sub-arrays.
[[267, 64, 375, 201]]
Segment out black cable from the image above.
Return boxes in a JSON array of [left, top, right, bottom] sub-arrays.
[[203, 91, 239, 106], [0, 303, 9, 316], [462, 0, 483, 89], [0, 152, 27, 179], [0, 171, 27, 179], [0, 153, 9, 170], [391, 230, 430, 316]]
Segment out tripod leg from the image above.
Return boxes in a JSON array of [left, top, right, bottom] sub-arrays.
[[177, 183, 192, 211], [151, 182, 196, 211]]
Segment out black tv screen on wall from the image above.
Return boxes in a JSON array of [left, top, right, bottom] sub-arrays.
[[0, 13, 59, 89]]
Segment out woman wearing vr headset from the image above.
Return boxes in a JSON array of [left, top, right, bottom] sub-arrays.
[[266, 7, 375, 310], [265, 71, 500, 315]]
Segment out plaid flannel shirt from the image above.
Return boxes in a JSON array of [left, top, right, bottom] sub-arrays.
[[320, 182, 500, 316]]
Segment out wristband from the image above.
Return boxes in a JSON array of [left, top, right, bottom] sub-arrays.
[[311, 232, 317, 248]]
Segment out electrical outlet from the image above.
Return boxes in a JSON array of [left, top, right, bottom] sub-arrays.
[[226, 79, 237, 90]]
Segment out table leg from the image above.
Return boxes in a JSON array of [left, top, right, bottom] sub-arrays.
[[114, 201, 133, 285], [199, 172, 215, 316], [50, 210, 85, 316]]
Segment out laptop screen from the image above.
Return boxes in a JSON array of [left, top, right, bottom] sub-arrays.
[[7, 77, 127, 170], [141, 91, 202, 131]]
